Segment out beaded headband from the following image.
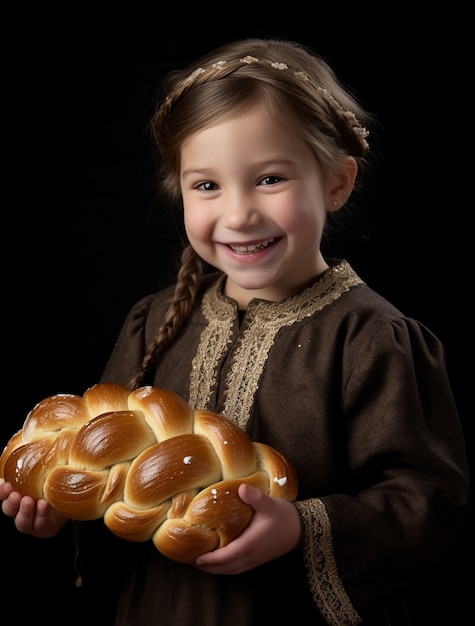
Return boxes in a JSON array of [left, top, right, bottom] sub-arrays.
[[174, 55, 369, 151]]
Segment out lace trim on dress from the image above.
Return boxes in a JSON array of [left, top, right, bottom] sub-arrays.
[[189, 260, 363, 425], [295, 498, 362, 625]]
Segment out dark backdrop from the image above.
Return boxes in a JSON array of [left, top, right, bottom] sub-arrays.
[[3, 3, 471, 624]]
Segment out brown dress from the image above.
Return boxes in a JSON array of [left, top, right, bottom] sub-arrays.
[[77, 259, 469, 625]]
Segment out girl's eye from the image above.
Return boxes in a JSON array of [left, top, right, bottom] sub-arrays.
[[196, 181, 218, 191], [260, 175, 283, 186]]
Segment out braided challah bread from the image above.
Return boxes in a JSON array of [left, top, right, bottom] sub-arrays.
[[0, 383, 298, 563]]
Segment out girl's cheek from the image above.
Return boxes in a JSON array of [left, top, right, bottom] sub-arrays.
[[184, 215, 213, 246]]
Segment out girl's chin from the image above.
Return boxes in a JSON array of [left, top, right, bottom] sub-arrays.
[[225, 271, 276, 291]]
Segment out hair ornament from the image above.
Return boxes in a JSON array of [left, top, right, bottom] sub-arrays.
[[316, 87, 369, 148], [175, 54, 369, 151], [270, 61, 288, 70], [240, 55, 259, 64], [183, 67, 206, 86]]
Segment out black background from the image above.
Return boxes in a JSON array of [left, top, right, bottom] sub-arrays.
[[2, 2, 472, 623]]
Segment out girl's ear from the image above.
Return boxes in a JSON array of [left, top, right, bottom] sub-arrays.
[[327, 156, 358, 212]]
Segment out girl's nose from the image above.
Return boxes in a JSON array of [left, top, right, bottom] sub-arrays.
[[221, 192, 260, 230]]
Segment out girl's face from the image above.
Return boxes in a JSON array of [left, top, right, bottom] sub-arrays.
[[180, 102, 354, 309]]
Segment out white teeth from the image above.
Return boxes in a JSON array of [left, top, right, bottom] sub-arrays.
[[229, 238, 274, 253]]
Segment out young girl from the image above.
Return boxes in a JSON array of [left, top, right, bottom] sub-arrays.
[[1, 37, 470, 625]]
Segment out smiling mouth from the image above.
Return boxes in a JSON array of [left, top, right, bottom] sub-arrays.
[[228, 238, 275, 254]]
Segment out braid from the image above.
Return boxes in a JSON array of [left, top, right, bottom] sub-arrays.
[[128, 244, 204, 390]]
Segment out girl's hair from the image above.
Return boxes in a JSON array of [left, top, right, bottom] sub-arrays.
[[129, 37, 375, 389]]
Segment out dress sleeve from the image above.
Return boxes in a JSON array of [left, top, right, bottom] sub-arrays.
[[296, 318, 470, 625]]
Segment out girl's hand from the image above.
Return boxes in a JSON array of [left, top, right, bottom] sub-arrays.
[[194, 483, 301, 574], [0, 482, 67, 538]]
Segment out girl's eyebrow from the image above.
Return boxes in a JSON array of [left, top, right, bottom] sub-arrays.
[[182, 159, 298, 179], [181, 167, 215, 179]]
